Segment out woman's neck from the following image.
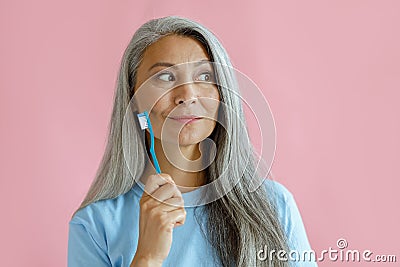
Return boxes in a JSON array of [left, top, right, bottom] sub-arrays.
[[141, 133, 207, 192]]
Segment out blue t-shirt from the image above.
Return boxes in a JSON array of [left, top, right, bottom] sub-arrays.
[[68, 179, 317, 266]]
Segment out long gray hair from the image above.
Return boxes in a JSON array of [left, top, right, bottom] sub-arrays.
[[73, 16, 290, 267]]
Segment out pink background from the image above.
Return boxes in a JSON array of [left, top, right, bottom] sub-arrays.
[[1, 0, 399, 266]]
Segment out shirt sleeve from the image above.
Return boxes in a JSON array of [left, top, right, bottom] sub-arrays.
[[270, 181, 318, 266], [68, 221, 111, 267]]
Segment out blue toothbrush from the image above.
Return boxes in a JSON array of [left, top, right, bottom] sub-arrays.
[[137, 111, 161, 174]]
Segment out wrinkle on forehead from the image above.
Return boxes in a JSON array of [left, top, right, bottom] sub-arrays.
[[141, 35, 210, 68]]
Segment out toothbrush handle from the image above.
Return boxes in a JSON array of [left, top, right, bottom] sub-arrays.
[[150, 147, 161, 174], [145, 111, 161, 174]]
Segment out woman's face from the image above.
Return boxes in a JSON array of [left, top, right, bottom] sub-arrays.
[[134, 35, 220, 146]]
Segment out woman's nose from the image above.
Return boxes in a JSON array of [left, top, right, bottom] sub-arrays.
[[174, 83, 198, 106]]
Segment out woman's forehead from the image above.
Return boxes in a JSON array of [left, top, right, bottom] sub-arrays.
[[140, 35, 210, 68]]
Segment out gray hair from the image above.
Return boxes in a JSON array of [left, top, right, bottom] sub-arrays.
[[73, 16, 290, 267]]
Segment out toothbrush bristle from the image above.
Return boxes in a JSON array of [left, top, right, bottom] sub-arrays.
[[137, 113, 148, 129]]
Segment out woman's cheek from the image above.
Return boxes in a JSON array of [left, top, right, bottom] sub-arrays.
[[148, 107, 165, 138], [201, 95, 220, 116], [208, 102, 220, 120], [203, 119, 217, 139]]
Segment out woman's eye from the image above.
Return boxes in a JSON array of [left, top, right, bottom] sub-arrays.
[[157, 72, 175, 82], [197, 72, 213, 82]]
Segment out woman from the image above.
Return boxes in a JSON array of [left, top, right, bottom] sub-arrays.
[[68, 16, 316, 267]]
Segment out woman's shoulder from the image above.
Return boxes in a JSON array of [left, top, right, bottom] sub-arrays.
[[68, 185, 143, 266], [263, 178, 295, 207], [262, 178, 301, 228], [69, 185, 141, 227]]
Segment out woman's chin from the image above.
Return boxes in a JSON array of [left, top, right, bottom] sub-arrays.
[[178, 141, 201, 147], [157, 135, 202, 147], [176, 136, 203, 147]]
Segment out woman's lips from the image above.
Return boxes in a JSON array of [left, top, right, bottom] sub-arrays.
[[168, 115, 203, 124]]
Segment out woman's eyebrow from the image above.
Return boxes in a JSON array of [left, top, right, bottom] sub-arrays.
[[147, 59, 211, 72], [148, 62, 174, 72]]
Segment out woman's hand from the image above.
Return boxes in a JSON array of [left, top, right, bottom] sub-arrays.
[[131, 173, 186, 266]]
